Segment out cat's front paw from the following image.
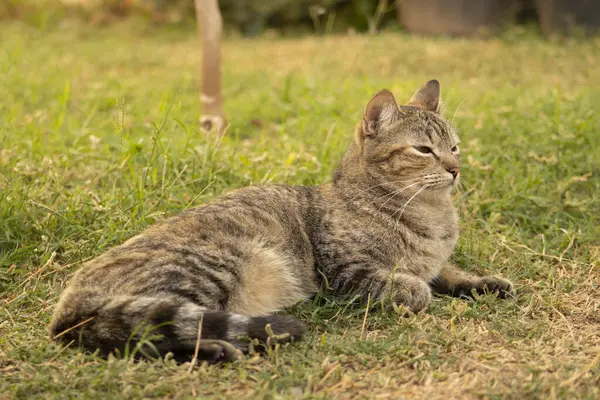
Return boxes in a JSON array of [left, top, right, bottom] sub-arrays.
[[390, 274, 432, 313], [475, 276, 514, 299]]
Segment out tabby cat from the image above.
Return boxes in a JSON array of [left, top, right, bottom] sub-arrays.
[[49, 80, 513, 363]]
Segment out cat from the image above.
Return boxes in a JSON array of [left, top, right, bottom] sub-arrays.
[[49, 80, 513, 363]]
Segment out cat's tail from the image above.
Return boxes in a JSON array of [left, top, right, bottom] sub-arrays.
[[48, 289, 305, 363]]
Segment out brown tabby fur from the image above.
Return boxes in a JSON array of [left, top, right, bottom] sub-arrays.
[[49, 80, 513, 363]]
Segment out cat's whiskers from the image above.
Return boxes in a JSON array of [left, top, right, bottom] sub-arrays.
[[365, 180, 426, 228], [391, 184, 431, 222], [421, 173, 449, 191], [348, 176, 424, 202], [372, 180, 425, 213], [423, 185, 436, 202], [451, 98, 466, 125], [453, 177, 467, 193]]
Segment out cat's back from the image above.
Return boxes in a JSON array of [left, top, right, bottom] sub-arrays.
[[69, 184, 324, 296], [148, 183, 323, 242]]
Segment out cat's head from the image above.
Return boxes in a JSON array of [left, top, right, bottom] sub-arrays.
[[354, 80, 460, 194]]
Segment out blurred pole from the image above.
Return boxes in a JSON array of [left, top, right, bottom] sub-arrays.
[[194, 0, 226, 133]]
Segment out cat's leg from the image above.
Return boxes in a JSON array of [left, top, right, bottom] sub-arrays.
[[329, 264, 432, 313], [430, 264, 513, 299]]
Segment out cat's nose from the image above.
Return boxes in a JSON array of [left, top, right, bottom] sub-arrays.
[[447, 167, 460, 179]]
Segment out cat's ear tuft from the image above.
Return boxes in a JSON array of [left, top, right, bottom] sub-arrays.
[[407, 80, 441, 113], [362, 89, 400, 138]]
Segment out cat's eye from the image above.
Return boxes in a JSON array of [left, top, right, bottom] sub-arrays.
[[451, 145, 459, 153], [414, 146, 433, 154]]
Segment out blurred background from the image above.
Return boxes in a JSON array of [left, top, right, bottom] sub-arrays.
[[1, 0, 600, 37]]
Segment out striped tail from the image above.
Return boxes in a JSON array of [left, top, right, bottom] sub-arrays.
[[49, 290, 306, 363]]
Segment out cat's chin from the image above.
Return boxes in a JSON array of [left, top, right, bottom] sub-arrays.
[[425, 185, 455, 199], [429, 181, 455, 192]]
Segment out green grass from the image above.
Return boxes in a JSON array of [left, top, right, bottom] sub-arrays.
[[1, 22, 599, 399]]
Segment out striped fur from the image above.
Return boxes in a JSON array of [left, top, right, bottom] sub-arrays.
[[49, 80, 513, 363]]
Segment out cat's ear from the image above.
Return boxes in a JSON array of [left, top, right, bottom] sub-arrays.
[[407, 79, 441, 113], [361, 89, 401, 138]]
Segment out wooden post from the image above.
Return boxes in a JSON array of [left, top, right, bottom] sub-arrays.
[[194, 0, 226, 133]]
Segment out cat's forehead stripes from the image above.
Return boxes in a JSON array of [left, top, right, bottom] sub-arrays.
[[395, 107, 457, 147], [429, 116, 458, 147]]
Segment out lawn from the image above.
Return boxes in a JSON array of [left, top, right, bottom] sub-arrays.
[[1, 21, 599, 399]]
